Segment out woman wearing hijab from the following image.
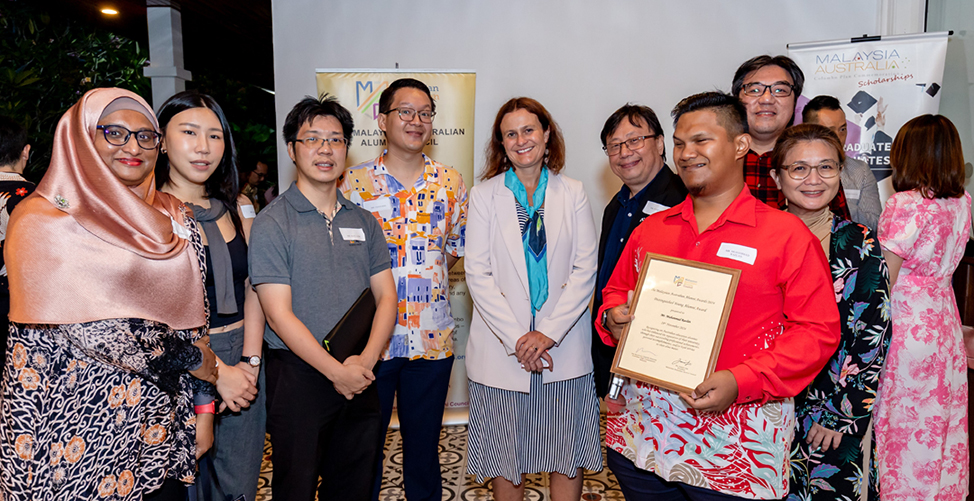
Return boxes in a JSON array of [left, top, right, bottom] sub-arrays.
[[155, 90, 264, 500], [0, 88, 244, 500], [464, 97, 601, 501], [768, 124, 891, 501]]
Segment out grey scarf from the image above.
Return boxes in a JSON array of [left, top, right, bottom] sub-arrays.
[[187, 201, 238, 315]]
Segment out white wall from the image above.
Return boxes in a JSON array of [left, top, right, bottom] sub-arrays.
[[271, 0, 881, 220]]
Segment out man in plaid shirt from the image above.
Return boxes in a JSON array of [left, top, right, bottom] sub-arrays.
[[731, 55, 850, 219]]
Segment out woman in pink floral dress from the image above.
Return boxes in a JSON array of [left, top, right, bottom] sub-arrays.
[[874, 114, 971, 501]]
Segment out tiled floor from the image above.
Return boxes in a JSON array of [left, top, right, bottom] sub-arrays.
[[256, 417, 624, 500]]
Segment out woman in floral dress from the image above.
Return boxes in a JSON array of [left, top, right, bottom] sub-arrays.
[[874, 114, 971, 501], [769, 123, 891, 501], [0, 88, 230, 500]]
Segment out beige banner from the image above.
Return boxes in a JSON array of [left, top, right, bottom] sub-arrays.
[[315, 70, 476, 423]]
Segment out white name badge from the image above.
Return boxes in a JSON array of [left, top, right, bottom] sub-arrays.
[[362, 197, 391, 214], [844, 189, 861, 200], [716, 242, 757, 266], [241, 205, 257, 219], [171, 218, 191, 240], [642, 200, 670, 216], [340, 227, 367, 242]]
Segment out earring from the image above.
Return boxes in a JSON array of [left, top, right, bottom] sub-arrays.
[[161, 148, 167, 154], [543, 147, 550, 165]]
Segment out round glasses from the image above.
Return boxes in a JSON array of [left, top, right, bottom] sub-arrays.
[[96, 125, 162, 150], [741, 82, 795, 98], [386, 107, 435, 124], [603, 135, 656, 156], [783, 160, 841, 180]]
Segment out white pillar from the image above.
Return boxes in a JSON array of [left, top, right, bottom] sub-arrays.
[[877, 0, 926, 35], [144, 1, 192, 111]]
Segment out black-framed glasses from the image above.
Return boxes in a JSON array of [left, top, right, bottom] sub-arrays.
[[96, 125, 162, 150], [603, 135, 656, 156], [741, 82, 795, 98], [784, 160, 841, 180], [385, 107, 435, 123], [292, 136, 347, 149]]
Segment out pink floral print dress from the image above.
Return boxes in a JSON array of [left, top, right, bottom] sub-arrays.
[[874, 189, 972, 501]]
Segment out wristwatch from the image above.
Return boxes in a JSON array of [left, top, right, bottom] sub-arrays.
[[241, 355, 261, 368], [601, 309, 610, 330]]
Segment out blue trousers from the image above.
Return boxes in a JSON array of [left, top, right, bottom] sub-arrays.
[[201, 327, 266, 501], [372, 356, 454, 501], [606, 449, 783, 501]]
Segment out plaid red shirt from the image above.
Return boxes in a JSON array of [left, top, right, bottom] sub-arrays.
[[744, 150, 851, 220]]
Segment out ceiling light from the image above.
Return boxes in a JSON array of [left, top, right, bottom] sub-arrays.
[[101, 8, 119, 15]]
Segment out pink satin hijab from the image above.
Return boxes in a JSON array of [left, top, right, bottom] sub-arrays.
[[5, 88, 206, 329]]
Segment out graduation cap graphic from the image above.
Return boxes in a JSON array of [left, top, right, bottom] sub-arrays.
[[864, 116, 876, 130], [847, 91, 878, 114], [926, 83, 941, 97]]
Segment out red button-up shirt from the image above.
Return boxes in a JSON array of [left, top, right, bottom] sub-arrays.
[[744, 149, 851, 221], [596, 187, 840, 499]]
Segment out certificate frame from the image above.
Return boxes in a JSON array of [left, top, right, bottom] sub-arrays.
[[609, 252, 740, 394]]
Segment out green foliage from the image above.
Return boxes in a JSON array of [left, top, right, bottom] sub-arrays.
[[0, 1, 150, 181]]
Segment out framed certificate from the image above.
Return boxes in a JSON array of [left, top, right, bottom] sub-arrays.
[[610, 253, 740, 394]]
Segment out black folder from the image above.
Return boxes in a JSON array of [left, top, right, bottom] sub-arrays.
[[321, 288, 376, 362]]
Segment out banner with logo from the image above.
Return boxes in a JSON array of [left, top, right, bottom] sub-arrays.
[[789, 32, 949, 202], [316, 70, 476, 424]]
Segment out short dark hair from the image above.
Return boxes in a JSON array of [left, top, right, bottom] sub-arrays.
[[802, 95, 842, 123], [481, 97, 565, 181], [891, 114, 966, 199], [600, 104, 666, 162], [732, 55, 805, 99], [0, 116, 28, 167], [282, 94, 354, 148], [671, 92, 749, 139], [156, 90, 243, 235], [770, 123, 846, 173], [378, 78, 435, 115]]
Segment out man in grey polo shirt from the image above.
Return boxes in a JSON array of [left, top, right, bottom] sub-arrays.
[[249, 95, 397, 501]]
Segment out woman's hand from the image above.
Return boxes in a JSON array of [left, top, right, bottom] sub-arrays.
[[188, 336, 218, 384], [215, 360, 258, 412], [806, 421, 844, 452], [195, 412, 214, 459], [516, 331, 555, 372]]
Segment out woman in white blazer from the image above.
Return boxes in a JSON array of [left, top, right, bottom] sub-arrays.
[[464, 97, 601, 501]]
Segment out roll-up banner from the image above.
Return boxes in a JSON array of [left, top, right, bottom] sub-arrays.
[[788, 32, 949, 203], [315, 70, 476, 425]]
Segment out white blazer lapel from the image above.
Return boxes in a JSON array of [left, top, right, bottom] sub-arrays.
[[494, 180, 531, 298], [543, 173, 564, 259]]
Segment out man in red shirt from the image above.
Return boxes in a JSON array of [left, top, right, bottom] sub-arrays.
[[597, 92, 840, 500], [732, 55, 850, 219]]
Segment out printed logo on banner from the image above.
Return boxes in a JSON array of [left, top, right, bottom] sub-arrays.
[[789, 34, 948, 195]]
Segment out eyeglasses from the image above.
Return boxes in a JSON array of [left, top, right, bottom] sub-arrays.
[[96, 125, 162, 150], [741, 82, 795, 98], [292, 137, 347, 149], [385, 107, 435, 124], [603, 135, 656, 156], [783, 160, 841, 180]]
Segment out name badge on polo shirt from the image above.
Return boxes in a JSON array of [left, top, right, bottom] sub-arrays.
[[642, 201, 670, 216], [716, 242, 757, 265], [845, 189, 861, 200], [340, 227, 367, 242]]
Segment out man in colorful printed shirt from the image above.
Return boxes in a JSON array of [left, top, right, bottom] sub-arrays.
[[340, 78, 467, 501], [732, 55, 851, 220], [596, 92, 840, 500]]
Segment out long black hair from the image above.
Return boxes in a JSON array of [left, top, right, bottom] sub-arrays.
[[156, 90, 242, 235]]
